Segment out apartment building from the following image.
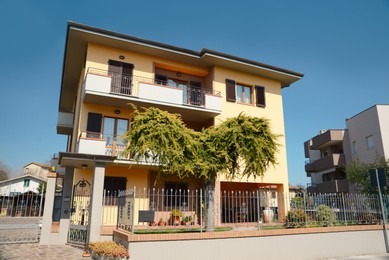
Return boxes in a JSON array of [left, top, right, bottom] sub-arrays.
[[304, 130, 348, 193], [304, 104, 389, 193], [41, 22, 303, 245]]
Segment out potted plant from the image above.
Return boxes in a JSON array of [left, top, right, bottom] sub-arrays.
[[263, 191, 274, 223], [88, 240, 129, 260], [170, 209, 183, 226], [158, 218, 166, 226], [181, 215, 193, 225]]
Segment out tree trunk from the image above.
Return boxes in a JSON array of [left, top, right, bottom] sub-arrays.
[[204, 176, 216, 232]]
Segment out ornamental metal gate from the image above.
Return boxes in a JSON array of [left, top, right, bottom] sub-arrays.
[[68, 179, 91, 246]]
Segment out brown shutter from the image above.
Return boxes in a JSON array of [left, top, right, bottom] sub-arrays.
[[226, 79, 236, 102], [86, 113, 102, 138], [255, 85, 266, 107]]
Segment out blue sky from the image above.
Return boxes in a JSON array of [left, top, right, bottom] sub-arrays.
[[0, 0, 388, 185]]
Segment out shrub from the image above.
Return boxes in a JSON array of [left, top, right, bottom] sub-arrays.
[[170, 209, 183, 217], [88, 240, 129, 258], [284, 208, 309, 228], [316, 204, 337, 227]]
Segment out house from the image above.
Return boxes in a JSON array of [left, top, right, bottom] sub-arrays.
[[23, 162, 50, 181], [304, 104, 389, 193], [40, 22, 303, 245], [0, 174, 46, 196], [344, 104, 389, 165]]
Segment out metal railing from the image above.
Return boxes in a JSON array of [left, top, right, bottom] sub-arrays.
[[108, 187, 389, 234], [86, 67, 221, 103], [0, 191, 45, 218]]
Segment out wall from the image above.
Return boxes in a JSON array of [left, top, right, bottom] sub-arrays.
[[0, 178, 42, 195], [126, 230, 387, 260], [213, 66, 289, 192], [346, 105, 384, 163], [377, 105, 389, 159]]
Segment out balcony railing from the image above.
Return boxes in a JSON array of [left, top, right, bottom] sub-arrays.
[[85, 68, 222, 111], [77, 132, 128, 158]]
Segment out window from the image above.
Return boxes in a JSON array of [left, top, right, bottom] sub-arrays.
[[255, 85, 266, 107], [108, 60, 134, 95], [104, 177, 127, 205], [237, 84, 252, 104], [23, 179, 30, 187], [164, 182, 189, 207], [226, 79, 266, 107], [352, 141, 357, 154], [86, 112, 102, 138], [366, 135, 374, 150]]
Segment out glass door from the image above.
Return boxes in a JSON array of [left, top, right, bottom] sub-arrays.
[[103, 117, 129, 157]]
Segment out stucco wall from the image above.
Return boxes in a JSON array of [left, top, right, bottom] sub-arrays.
[[126, 230, 387, 260]]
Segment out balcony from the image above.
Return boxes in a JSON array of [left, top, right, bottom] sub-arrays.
[[57, 112, 74, 135], [305, 153, 345, 173], [77, 132, 127, 158], [310, 129, 344, 150], [83, 68, 222, 122]]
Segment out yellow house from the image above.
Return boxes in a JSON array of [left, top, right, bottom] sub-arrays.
[[41, 22, 303, 245]]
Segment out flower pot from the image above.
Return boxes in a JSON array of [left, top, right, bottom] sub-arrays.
[[263, 208, 274, 223]]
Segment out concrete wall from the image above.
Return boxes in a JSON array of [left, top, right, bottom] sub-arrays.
[[127, 230, 387, 260]]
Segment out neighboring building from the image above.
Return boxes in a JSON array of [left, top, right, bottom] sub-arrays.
[[344, 104, 389, 164], [0, 174, 46, 196], [24, 162, 50, 181], [41, 22, 303, 245], [304, 129, 348, 193], [304, 104, 389, 193]]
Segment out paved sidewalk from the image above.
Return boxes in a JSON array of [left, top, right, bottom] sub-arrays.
[[0, 243, 91, 260]]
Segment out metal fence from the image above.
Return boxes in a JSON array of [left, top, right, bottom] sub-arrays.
[[0, 191, 45, 218], [0, 191, 45, 244], [108, 187, 389, 233], [286, 193, 387, 228]]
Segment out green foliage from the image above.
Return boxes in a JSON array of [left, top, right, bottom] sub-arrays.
[[284, 208, 309, 228], [291, 196, 305, 209], [123, 107, 199, 178], [316, 204, 337, 227], [88, 241, 129, 258], [37, 182, 47, 194], [0, 161, 10, 181], [170, 209, 183, 217], [123, 106, 279, 181], [346, 156, 389, 194]]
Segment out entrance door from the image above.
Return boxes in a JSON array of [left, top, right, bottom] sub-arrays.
[[103, 117, 129, 157], [108, 60, 134, 95]]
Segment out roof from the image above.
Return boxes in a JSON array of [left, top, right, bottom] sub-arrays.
[[346, 104, 389, 121], [59, 21, 304, 113], [23, 162, 51, 169], [0, 174, 46, 185]]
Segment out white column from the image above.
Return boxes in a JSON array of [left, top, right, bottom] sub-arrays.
[[88, 162, 105, 242], [58, 167, 74, 244], [40, 172, 57, 245]]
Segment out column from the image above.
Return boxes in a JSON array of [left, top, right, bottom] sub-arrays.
[[58, 167, 75, 244], [39, 172, 57, 245], [88, 162, 105, 242], [277, 184, 287, 222]]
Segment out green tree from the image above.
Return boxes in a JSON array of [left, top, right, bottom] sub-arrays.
[[346, 156, 389, 194], [123, 106, 279, 231], [0, 160, 10, 181]]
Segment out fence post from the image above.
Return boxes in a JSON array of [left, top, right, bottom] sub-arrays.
[[39, 187, 45, 217], [131, 186, 136, 234], [303, 191, 308, 228], [341, 193, 347, 226], [257, 190, 260, 230], [200, 189, 203, 233]]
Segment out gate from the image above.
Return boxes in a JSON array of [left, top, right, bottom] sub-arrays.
[[68, 179, 91, 246], [0, 191, 45, 244]]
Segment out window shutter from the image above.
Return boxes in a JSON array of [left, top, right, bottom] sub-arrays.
[[226, 79, 236, 102], [255, 85, 266, 107], [86, 112, 102, 134]]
